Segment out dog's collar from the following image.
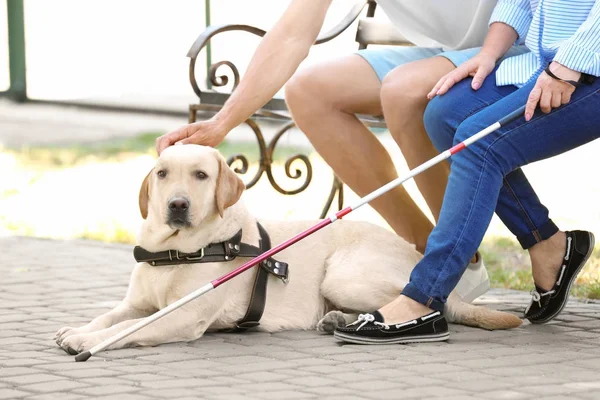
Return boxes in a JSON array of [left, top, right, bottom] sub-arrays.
[[133, 224, 289, 282]]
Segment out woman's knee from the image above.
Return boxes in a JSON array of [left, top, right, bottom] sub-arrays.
[[452, 115, 508, 172], [423, 95, 458, 152]]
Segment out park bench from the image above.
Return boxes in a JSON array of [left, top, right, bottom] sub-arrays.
[[186, 0, 411, 217]]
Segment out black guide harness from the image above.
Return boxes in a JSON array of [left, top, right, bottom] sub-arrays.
[[133, 223, 289, 331]]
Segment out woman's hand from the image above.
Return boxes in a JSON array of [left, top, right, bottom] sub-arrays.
[[155, 119, 228, 155], [428, 52, 497, 99], [524, 62, 581, 121]]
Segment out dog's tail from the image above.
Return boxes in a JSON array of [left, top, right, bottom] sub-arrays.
[[446, 293, 522, 330]]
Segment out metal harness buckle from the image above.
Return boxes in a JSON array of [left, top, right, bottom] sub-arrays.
[[185, 248, 205, 261], [167, 248, 204, 261]]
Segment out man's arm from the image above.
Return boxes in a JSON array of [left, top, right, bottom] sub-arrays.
[[156, 0, 332, 153], [216, 0, 333, 132]]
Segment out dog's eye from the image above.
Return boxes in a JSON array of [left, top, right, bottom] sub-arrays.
[[157, 170, 167, 179], [195, 171, 208, 180]]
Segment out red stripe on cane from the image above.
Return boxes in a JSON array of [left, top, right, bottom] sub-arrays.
[[449, 142, 466, 155], [211, 218, 332, 287], [335, 207, 352, 219]]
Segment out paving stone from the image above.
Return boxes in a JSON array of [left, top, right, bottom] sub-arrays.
[[364, 386, 469, 399], [92, 395, 152, 400], [395, 375, 449, 386], [289, 357, 338, 367], [480, 391, 530, 399], [0, 367, 40, 377], [189, 385, 246, 395], [282, 376, 340, 387], [302, 386, 356, 396], [139, 388, 201, 398], [361, 368, 421, 378], [158, 359, 227, 370], [73, 385, 140, 396], [0, 373, 61, 385], [216, 360, 297, 374], [119, 373, 172, 382], [25, 394, 87, 400], [80, 377, 133, 386], [241, 382, 302, 392], [255, 390, 316, 399], [55, 368, 124, 379], [345, 379, 405, 391], [518, 384, 589, 395], [445, 379, 516, 392], [20, 379, 89, 393], [0, 389, 31, 399], [138, 378, 216, 389], [0, 358, 47, 367], [326, 372, 372, 382], [207, 395, 260, 400], [235, 371, 295, 383], [327, 352, 389, 363]]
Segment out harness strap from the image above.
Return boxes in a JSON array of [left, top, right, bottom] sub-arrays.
[[228, 223, 272, 331], [133, 227, 288, 281]]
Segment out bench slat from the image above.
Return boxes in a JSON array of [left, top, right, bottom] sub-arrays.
[[356, 19, 411, 47]]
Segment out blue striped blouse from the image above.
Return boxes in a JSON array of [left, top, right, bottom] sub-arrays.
[[491, 0, 600, 86]]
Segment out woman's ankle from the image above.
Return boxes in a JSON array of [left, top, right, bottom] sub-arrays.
[[529, 231, 567, 291], [530, 231, 567, 259]]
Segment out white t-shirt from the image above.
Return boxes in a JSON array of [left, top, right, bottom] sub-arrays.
[[375, 0, 497, 50]]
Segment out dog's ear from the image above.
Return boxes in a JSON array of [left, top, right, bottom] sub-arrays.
[[214, 154, 245, 217], [138, 169, 153, 219]]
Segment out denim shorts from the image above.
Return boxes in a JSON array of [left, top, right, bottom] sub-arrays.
[[357, 45, 530, 82]]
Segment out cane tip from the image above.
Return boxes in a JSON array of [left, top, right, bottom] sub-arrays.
[[75, 351, 92, 362]]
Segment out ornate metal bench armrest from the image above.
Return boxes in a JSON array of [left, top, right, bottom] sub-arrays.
[[187, 0, 370, 98]]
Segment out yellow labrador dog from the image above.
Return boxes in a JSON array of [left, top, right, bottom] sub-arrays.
[[55, 145, 520, 354]]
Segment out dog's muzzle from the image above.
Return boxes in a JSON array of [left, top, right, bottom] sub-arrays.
[[167, 196, 191, 228]]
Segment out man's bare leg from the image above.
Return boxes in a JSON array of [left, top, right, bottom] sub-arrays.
[[380, 56, 455, 222], [285, 55, 433, 252]]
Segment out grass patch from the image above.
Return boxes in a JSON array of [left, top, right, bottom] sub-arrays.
[[481, 237, 600, 300], [77, 222, 137, 245], [5, 131, 312, 169], [8, 133, 159, 168]]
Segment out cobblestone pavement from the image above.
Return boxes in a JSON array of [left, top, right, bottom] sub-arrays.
[[2, 235, 600, 400]]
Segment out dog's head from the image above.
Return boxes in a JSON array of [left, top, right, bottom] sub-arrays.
[[139, 145, 245, 229]]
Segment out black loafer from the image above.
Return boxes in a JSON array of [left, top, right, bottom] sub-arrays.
[[525, 230, 595, 324], [333, 310, 449, 344]]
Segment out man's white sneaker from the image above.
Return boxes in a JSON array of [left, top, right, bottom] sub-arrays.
[[454, 252, 490, 303]]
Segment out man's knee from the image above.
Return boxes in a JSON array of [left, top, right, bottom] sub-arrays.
[[285, 68, 318, 113], [285, 65, 335, 116], [380, 65, 428, 110]]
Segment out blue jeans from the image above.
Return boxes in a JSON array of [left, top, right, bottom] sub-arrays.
[[402, 67, 600, 312]]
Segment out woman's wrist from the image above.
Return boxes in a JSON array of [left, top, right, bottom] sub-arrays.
[[478, 50, 501, 62], [548, 61, 582, 82]]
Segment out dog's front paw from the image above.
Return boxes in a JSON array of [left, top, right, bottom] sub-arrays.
[[55, 326, 79, 345], [54, 326, 83, 346], [317, 311, 348, 334], [59, 334, 100, 355]]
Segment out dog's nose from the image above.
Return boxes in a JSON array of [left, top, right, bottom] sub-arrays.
[[168, 197, 189, 212]]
